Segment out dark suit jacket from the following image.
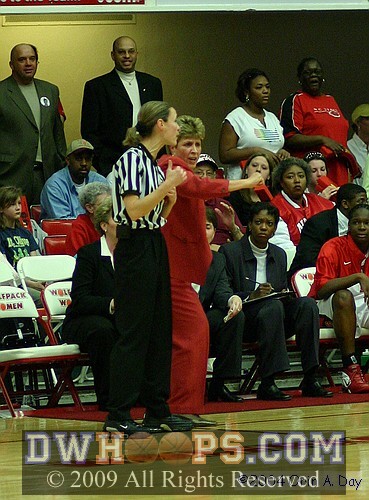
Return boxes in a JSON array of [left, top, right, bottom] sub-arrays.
[[63, 239, 114, 323], [0, 76, 66, 202], [81, 69, 163, 176], [288, 207, 339, 279], [219, 236, 288, 300], [199, 252, 235, 312]]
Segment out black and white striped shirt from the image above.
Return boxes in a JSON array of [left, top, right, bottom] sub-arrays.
[[112, 144, 166, 229]]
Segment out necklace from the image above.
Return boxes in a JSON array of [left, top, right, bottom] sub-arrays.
[[123, 72, 135, 86]]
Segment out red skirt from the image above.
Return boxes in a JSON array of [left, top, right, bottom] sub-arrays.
[[168, 278, 209, 414]]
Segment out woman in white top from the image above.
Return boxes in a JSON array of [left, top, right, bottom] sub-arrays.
[[219, 68, 289, 179]]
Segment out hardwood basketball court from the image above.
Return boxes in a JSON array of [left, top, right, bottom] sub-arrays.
[[1, 401, 368, 499]]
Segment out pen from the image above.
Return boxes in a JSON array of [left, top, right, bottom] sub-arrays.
[[245, 276, 274, 292]]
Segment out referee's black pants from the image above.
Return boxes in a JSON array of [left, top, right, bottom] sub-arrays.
[[107, 229, 172, 421]]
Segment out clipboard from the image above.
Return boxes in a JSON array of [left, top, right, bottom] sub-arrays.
[[243, 290, 295, 305], [223, 290, 295, 322]]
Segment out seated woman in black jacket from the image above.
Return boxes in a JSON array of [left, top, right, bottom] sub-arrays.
[[62, 197, 118, 410]]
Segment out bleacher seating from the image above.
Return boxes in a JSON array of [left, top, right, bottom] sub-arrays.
[[44, 235, 68, 255], [41, 219, 74, 236]]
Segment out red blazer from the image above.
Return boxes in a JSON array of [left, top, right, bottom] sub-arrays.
[[158, 155, 229, 285]]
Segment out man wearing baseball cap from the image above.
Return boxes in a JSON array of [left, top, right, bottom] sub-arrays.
[[194, 153, 245, 247], [348, 104, 369, 186], [40, 139, 108, 219]]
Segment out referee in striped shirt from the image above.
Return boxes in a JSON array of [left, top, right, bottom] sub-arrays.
[[104, 101, 193, 435]]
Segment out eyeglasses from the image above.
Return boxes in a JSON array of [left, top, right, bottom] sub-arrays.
[[304, 151, 326, 163], [194, 169, 216, 178]]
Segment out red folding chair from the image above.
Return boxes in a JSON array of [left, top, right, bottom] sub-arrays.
[[30, 204, 42, 224]]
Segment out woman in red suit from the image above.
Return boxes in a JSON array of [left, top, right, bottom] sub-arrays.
[[280, 57, 358, 186], [158, 115, 263, 420]]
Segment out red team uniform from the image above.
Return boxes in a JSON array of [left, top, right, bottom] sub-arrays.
[[271, 192, 334, 246], [309, 234, 369, 299]]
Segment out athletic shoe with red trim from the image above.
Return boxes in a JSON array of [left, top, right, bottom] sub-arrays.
[[342, 364, 369, 393]]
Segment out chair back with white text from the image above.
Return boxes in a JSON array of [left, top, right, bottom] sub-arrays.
[[0, 282, 83, 416], [291, 267, 316, 297], [41, 281, 72, 343]]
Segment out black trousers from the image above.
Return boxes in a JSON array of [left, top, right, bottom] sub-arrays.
[[108, 229, 172, 420], [242, 297, 320, 379], [207, 308, 244, 379], [62, 316, 118, 408], [31, 162, 46, 205]]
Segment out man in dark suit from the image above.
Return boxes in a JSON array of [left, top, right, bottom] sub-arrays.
[[219, 202, 333, 400], [200, 208, 245, 403], [81, 36, 163, 176], [0, 44, 66, 205], [288, 183, 367, 279]]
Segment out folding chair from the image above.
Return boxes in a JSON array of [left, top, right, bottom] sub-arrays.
[[41, 281, 91, 383], [41, 281, 72, 343], [0, 284, 84, 417], [30, 204, 42, 224], [16, 254, 76, 341], [239, 342, 261, 394], [0, 256, 19, 286], [17, 255, 76, 292]]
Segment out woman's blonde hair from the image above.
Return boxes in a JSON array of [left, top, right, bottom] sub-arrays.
[[123, 101, 172, 147], [241, 153, 272, 202], [176, 115, 205, 142]]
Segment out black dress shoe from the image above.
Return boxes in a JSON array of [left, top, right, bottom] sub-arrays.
[[143, 414, 194, 432], [208, 384, 244, 403], [257, 383, 292, 401], [180, 414, 217, 427], [301, 380, 334, 398]]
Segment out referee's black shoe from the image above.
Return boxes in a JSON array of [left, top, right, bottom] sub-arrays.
[[103, 418, 161, 436], [143, 414, 194, 432]]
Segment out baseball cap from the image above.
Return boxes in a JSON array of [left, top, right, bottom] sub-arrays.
[[351, 104, 369, 123], [66, 139, 94, 157], [196, 153, 218, 171]]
